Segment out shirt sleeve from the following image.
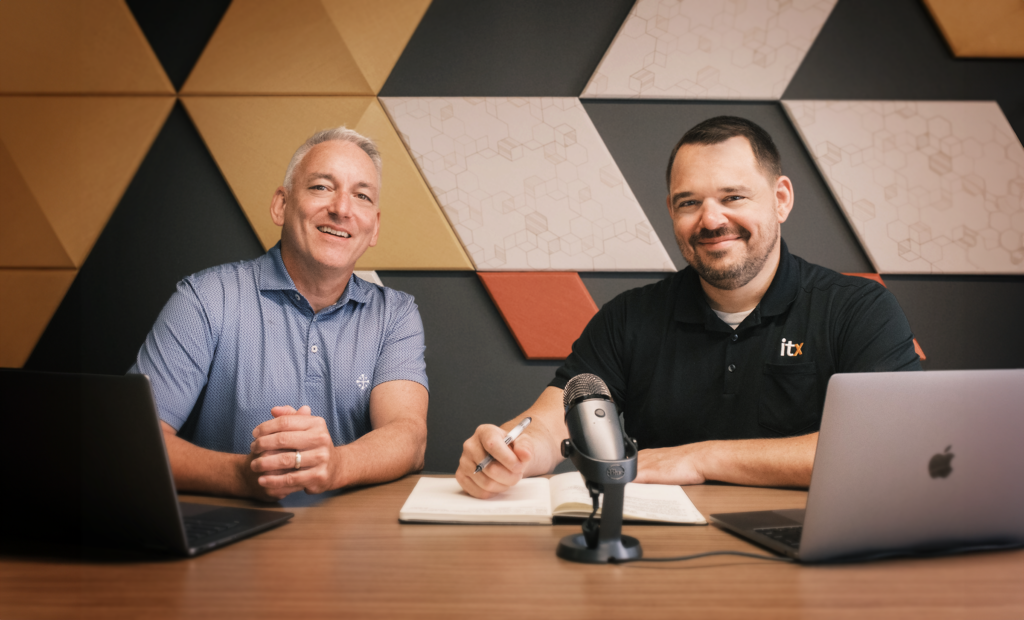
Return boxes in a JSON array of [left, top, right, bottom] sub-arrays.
[[549, 295, 631, 405], [372, 290, 429, 392], [128, 279, 217, 430], [833, 281, 922, 373]]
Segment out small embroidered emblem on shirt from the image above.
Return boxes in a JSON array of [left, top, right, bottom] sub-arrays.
[[780, 338, 804, 357], [356, 374, 370, 391]]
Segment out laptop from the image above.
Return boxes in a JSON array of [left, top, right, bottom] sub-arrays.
[[710, 369, 1024, 563], [0, 369, 293, 556]]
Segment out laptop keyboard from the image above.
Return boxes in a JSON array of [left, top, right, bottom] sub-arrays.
[[184, 517, 239, 542], [755, 525, 803, 549]]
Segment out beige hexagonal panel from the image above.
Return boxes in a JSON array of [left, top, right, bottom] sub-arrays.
[[582, 0, 837, 100], [784, 101, 1024, 274], [380, 97, 676, 271]]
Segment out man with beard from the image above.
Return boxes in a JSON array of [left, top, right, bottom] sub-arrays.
[[456, 116, 921, 498]]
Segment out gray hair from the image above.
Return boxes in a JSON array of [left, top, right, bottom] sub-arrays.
[[282, 126, 382, 191]]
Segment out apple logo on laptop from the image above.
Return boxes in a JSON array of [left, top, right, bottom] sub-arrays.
[[928, 445, 954, 478]]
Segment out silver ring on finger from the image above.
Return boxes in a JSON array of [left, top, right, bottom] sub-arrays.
[[294, 450, 302, 470]]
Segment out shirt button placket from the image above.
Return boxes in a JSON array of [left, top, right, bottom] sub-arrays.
[[724, 333, 738, 394]]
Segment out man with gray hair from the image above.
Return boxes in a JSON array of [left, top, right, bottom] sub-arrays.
[[131, 127, 429, 501]]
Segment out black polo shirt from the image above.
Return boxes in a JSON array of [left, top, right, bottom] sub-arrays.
[[551, 240, 921, 448]]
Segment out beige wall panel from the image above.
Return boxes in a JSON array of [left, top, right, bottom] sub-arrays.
[[181, 0, 371, 94], [0, 268, 77, 367], [181, 95, 375, 249], [0, 0, 173, 94], [0, 96, 174, 267], [924, 0, 1024, 58], [0, 141, 74, 268], [321, 0, 432, 93], [181, 96, 472, 269], [355, 100, 472, 270]]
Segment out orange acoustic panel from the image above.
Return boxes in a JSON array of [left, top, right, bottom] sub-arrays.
[[0, 269, 77, 367], [0, 96, 174, 267], [180, 96, 472, 270], [845, 273, 926, 360], [182, 0, 430, 95], [0, 0, 173, 94], [923, 0, 1024, 58], [478, 272, 598, 360], [0, 141, 73, 268]]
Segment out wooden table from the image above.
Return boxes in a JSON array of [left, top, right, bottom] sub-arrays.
[[2, 476, 1022, 619]]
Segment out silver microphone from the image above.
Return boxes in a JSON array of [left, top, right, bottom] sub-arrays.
[[563, 373, 626, 460]]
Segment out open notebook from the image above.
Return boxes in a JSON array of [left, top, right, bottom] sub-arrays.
[[399, 473, 707, 525]]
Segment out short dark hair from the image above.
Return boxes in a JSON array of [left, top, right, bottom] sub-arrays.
[[665, 116, 782, 188]]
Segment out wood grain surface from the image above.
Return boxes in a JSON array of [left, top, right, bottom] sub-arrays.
[[2, 476, 1021, 619]]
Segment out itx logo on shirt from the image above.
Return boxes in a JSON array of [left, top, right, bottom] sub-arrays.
[[780, 338, 803, 357], [356, 374, 370, 390]]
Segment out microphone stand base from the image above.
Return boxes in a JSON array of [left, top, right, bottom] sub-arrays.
[[556, 534, 642, 564]]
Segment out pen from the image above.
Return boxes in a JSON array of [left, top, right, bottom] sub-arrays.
[[473, 417, 532, 474]]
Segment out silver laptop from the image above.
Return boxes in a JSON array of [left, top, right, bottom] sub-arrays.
[[0, 369, 293, 556], [710, 369, 1024, 563]]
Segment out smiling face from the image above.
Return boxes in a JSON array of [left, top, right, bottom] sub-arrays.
[[271, 139, 380, 285], [666, 136, 793, 292]]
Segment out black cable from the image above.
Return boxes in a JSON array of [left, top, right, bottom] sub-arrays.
[[611, 550, 795, 564]]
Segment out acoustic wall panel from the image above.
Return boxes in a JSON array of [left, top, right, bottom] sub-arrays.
[[0, 142, 74, 268], [0, 269, 77, 367], [784, 101, 1024, 274], [0, 96, 175, 267], [923, 0, 1024, 58], [382, 97, 676, 271], [478, 272, 598, 360], [582, 0, 837, 100], [0, 0, 173, 95], [181, 0, 429, 95], [180, 96, 472, 270]]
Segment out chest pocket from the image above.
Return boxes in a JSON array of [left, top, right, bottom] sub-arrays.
[[758, 362, 821, 436]]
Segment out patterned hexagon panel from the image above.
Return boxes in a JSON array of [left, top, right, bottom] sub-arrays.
[[381, 97, 675, 271], [784, 101, 1024, 274], [582, 0, 837, 100]]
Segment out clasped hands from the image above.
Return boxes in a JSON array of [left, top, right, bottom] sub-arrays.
[[247, 405, 339, 500]]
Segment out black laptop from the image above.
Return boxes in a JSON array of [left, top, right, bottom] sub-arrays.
[[0, 369, 293, 556]]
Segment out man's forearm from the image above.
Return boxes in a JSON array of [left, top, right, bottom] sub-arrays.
[[162, 425, 250, 497], [699, 432, 818, 487], [331, 417, 427, 489]]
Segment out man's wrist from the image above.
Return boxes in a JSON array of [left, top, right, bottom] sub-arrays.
[[329, 444, 349, 490]]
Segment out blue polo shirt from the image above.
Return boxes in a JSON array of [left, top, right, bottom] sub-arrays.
[[130, 244, 428, 454]]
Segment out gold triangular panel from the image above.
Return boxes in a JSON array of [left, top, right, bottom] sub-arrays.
[[355, 99, 472, 270], [0, 96, 174, 267], [924, 0, 1024, 58], [321, 0, 432, 94], [181, 95, 472, 270], [0, 140, 73, 268], [0, 268, 77, 367], [181, 0, 372, 94], [181, 95, 374, 250], [0, 0, 173, 94]]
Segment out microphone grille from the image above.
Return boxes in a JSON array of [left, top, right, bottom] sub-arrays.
[[563, 373, 612, 410]]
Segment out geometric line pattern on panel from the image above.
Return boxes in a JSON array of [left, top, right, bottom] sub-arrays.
[[181, 0, 431, 95], [922, 0, 1024, 58], [478, 272, 598, 360], [582, 0, 837, 100], [180, 95, 471, 270], [381, 97, 676, 271], [784, 101, 1024, 274], [0, 0, 173, 95], [843, 273, 926, 360]]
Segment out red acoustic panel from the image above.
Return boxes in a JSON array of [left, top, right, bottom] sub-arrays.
[[845, 273, 926, 360], [478, 272, 598, 360]]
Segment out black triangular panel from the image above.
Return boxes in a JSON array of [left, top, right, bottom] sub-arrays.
[[380, 0, 634, 96], [126, 0, 232, 91], [784, 0, 1024, 141], [25, 102, 264, 375]]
